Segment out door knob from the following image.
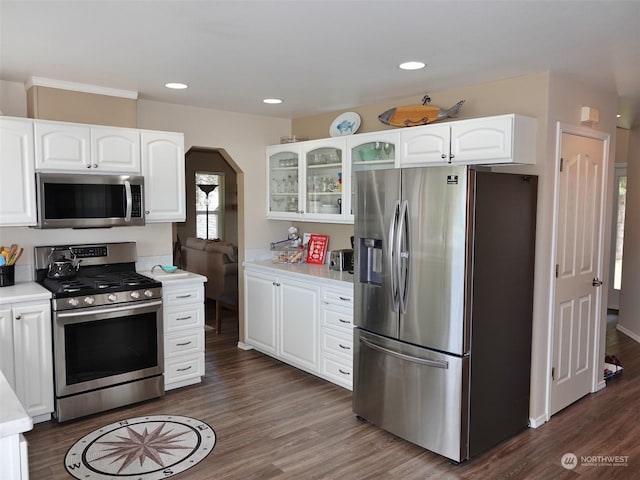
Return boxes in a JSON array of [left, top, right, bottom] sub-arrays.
[[592, 277, 603, 287]]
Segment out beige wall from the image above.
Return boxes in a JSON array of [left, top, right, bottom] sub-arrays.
[[26, 86, 137, 127], [615, 128, 629, 164], [618, 127, 640, 338]]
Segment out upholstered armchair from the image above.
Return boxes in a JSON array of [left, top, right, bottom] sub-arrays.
[[181, 237, 238, 333]]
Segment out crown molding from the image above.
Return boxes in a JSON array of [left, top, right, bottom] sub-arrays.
[[25, 77, 138, 99]]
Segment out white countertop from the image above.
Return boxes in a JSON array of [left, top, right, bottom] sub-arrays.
[[0, 369, 33, 438], [0, 282, 52, 305], [244, 260, 354, 289], [141, 269, 207, 283]]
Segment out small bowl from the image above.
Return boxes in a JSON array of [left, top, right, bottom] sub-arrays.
[[152, 264, 178, 273]]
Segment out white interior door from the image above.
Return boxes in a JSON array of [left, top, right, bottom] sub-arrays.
[[551, 131, 607, 415]]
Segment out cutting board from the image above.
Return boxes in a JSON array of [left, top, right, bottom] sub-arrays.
[[148, 268, 190, 279]]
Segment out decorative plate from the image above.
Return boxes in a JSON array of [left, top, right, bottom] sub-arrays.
[[329, 112, 361, 137]]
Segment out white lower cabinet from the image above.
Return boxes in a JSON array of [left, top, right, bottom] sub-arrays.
[[0, 301, 54, 419], [319, 287, 354, 390], [244, 265, 353, 389], [161, 278, 205, 390], [245, 269, 320, 373]]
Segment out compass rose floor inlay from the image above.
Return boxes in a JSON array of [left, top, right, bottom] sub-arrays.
[[64, 415, 216, 479]]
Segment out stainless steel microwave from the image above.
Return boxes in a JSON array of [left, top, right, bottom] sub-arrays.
[[35, 173, 145, 229]]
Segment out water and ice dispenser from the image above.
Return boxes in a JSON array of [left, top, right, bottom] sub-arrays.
[[358, 238, 383, 285]]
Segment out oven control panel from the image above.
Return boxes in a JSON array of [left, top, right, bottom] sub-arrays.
[[52, 287, 163, 311]]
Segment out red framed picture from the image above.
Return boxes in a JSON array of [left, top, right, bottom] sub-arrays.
[[306, 234, 329, 264]]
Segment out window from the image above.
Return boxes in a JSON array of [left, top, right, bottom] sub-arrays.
[[195, 172, 224, 240], [613, 172, 627, 290]]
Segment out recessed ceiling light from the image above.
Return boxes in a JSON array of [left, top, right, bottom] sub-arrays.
[[263, 98, 283, 104], [616, 114, 621, 118], [165, 82, 188, 89], [399, 61, 426, 71]]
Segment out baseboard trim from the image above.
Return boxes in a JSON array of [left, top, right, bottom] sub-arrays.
[[616, 324, 640, 344], [237, 341, 253, 351], [528, 414, 548, 429]]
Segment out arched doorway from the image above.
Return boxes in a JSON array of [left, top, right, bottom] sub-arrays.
[[177, 146, 243, 337]]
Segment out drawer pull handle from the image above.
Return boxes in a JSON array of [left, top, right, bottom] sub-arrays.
[[176, 341, 192, 346], [338, 369, 351, 376], [338, 318, 351, 324], [176, 294, 192, 299], [177, 366, 192, 372], [176, 316, 192, 321], [338, 343, 351, 350], [339, 296, 351, 302]]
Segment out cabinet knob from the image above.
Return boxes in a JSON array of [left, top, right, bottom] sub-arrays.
[[86, 164, 91, 168], [15, 315, 21, 320], [145, 210, 150, 214], [441, 153, 447, 159], [93, 164, 98, 168], [449, 153, 455, 159]]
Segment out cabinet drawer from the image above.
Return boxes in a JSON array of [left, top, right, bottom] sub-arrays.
[[163, 286, 204, 306], [164, 353, 204, 384], [321, 328, 353, 360], [320, 355, 352, 390], [322, 308, 353, 332], [165, 304, 204, 332], [322, 288, 353, 308], [165, 329, 204, 357]]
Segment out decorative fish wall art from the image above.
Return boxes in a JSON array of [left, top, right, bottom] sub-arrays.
[[378, 95, 465, 127]]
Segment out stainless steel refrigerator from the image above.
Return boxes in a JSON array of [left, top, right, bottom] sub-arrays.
[[353, 165, 537, 463]]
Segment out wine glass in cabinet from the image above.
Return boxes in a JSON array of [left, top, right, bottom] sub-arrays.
[[301, 137, 347, 221]]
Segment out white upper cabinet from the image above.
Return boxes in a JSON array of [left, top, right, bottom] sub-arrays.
[[400, 124, 450, 166], [141, 130, 186, 223], [0, 117, 37, 226], [400, 114, 537, 167], [91, 127, 141, 172], [35, 120, 90, 171], [450, 114, 535, 164], [34, 119, 141, 173]]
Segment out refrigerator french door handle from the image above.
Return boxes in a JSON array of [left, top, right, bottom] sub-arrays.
[[397, 199, 410, 314], [389, 200, 401, 312], [360, 336, 449, 369]]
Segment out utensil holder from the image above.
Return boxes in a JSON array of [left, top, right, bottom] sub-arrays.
[[0, 265, 15, 287]]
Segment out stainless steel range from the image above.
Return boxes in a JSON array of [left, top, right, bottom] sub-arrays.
[[35, 242, 164, 422]]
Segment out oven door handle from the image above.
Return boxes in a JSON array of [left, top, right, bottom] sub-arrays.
[[56, 300, 162, 318]]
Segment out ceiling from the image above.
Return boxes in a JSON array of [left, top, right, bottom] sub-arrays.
[[1, 1, 639, 128]]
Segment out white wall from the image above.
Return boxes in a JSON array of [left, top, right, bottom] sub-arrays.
[[0, 80, 27, 117]]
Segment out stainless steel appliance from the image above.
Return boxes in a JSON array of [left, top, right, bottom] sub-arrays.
[[329, 249, 354, 272], [35, 242, 163, 422], [353, 166, 537, 462], [36, 173, 145, 229]]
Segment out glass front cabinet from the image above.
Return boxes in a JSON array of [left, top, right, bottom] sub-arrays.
[[267, 138, 348, 223], [267, 144, 301, 218], [346, 131, 399, 222], [266, 132, 399, 224]]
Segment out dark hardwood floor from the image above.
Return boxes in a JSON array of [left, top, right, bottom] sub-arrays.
[[25, 304, 640, 479]]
